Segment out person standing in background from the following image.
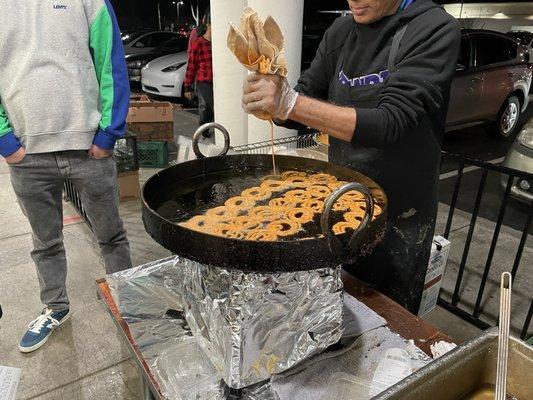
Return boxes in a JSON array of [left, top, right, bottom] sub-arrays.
[[0, 0, 133, 353], [187, 26, 199, 57], [184, 10, 214, 137]]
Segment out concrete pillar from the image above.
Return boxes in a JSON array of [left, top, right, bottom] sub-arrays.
[[211, 0, 304, 147], [211, 0, 248, 146]]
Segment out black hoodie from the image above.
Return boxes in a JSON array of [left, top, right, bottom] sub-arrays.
[[293, 0, 460, 312], [296, 0, 460, 147]]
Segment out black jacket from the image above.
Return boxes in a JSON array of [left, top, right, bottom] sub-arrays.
[[296, 0, 460, 149]]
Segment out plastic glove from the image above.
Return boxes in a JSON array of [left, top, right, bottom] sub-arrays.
[[242, 73, 298, 121]]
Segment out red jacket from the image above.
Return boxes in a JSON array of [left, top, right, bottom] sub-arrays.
[[185, 36, 213, 90]]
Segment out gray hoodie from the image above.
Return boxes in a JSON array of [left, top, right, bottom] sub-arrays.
[[0, 0, 130, 156]]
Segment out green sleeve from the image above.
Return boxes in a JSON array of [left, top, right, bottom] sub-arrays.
[[0, 100, 12, 137]]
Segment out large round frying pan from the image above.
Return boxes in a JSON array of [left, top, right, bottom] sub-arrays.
[[142, 123, 388, 273]]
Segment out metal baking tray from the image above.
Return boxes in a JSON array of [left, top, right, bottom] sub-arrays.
[[375, 328, 532, 399]]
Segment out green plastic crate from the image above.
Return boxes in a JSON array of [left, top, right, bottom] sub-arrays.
[[138, 141, 169, 168]]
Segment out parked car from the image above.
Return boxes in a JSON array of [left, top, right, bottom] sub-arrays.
[[123, 31, 181, 56], [502, 117, 533, 202], [121, 29, 151, 43], [141, 52, 188, 98], [126, 36, 188, 81], [446, 30, 532, 139]]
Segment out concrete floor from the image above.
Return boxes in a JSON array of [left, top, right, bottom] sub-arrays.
[[0, 159, 170, 400]]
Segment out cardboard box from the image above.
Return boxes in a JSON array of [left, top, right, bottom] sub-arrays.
[[418, 236, 451, 317], [127, 121, 174, 141], [130, 94, 151, 102], [127, 101, 174, 141], [118, 170, 140, 201]]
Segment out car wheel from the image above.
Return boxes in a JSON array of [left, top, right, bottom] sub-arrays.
[[491, 96, 520, 139]]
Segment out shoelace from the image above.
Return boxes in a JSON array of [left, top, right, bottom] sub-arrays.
[[28, 309, 60, 334]]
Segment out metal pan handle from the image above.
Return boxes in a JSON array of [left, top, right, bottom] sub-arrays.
[[320, 182, 374, 257], [192, 122, 231, 159]]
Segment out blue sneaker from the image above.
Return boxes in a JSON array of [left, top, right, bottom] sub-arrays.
[[19, 308, 71, 353]]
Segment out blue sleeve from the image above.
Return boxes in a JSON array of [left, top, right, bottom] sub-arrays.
[[0, 99, 22, 157], [89, 0, 130, 150]]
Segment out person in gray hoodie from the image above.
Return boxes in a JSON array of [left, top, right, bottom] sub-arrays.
[[0, 0, 132, 353]]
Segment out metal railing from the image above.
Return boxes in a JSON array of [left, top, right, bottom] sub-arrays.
[[231, 133, 319, 154], [439, 151, 532, 340], [63, 180, 92, 228]]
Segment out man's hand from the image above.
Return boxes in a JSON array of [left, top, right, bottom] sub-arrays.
[[242, 73, 299, 121], [5, 147, 26, 164], [184, 91, 194, 101], [88, 144, 112, 159]]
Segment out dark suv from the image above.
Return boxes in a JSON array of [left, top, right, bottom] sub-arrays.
[[446, 30, 532, 138]]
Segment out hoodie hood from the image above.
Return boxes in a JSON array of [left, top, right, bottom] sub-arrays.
[[398, 0, 444, 20]]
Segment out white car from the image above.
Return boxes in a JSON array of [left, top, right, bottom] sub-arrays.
[[141, 52, 188, 98]]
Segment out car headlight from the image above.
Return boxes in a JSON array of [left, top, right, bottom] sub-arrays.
[[162, 62, 186, 73], [517, 124, 533, 150], [127, 60, 147, 68]]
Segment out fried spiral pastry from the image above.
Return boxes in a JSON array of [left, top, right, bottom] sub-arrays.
[[343, 190, 365, 201], [306, 185, 332, 199], [246, 230, 278, 241], [332, 198, 351, 212], [269, 197, 297, 209], [344, 211, 365, 225], [327, 180, 349, 190], [284, 176, 311, 187], [181, 216, 212, 232], [285, 189, 310, 202], [281, 170, 307, 179], [242, 187, 272, 201], [233, 216, 261, 231], [225, 196, 256, 210], [250, 206, 284, 222], [206, 206, 239, 222], [267, 219, 300, 236], [332, 221, 359, 235], [309, 173, 337, 185], [260, 179, 290, 192], [212, 224, 247, 239], [301, 199, 324, 214], [287, 207, 314, 224], [348, 202, 382, 220]]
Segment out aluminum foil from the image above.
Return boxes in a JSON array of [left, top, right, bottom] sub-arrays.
[[180, 262, 344, 389], [107, 256, 344, 395]]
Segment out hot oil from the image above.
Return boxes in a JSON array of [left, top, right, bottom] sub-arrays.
[[154, 167, 357, 241], [155, 168, 264, 222], [461, 385, 517, 400]]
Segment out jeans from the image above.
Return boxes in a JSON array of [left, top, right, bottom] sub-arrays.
[[9, 150, 132, 311], [197, 82, 214, 127]]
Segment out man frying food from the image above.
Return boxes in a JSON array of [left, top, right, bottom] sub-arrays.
[[242, 0, 460, 312]]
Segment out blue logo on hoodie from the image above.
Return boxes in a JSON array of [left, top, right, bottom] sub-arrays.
[[53, 4, 68, 10], [339, 69, 390, 88]]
